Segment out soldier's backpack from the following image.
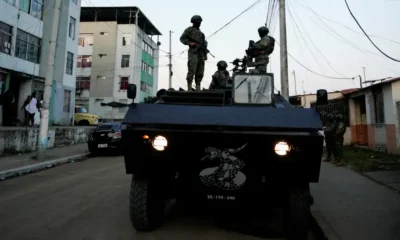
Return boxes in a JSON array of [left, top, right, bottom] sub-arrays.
[[266, 36, 275, 55]]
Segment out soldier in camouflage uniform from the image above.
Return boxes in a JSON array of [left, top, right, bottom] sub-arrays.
[[323, 113, 336, 162], [250, 27, 273, 73], [209, 61, 230, 90], [180, 15, 208, 91], [333, 114, 346, 166]]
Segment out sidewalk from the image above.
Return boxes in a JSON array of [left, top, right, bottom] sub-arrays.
[[0, 144, 90, 180], [311, 162, 400, 240]]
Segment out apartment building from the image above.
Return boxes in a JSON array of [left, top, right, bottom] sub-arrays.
[[0, 0, 81, 126], [76, 6, 162, 121]]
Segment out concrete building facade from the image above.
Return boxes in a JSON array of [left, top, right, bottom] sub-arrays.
[[76, 6, 161, 121], [347, 77, 400, 154], [0, 0, 81, 126]]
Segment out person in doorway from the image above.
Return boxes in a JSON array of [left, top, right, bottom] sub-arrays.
[[21, 94, 32, 126], [1, 89, 16, 126], [25, 92, 37, 127]]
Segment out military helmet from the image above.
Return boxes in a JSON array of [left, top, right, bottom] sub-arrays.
[[191, 15, 202, 23], [258, 26, 269, 34], [327, 113, 334, 120], [217, 60, 228, 68]]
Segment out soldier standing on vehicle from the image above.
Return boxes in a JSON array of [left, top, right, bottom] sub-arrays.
[[333, 113, 346, 166], [209, 61, 230, 90], [323, 113, 336, 162], [180, 15, 208, 91], [250, 26, 275, 73]]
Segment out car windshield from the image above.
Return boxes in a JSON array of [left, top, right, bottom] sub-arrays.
[[233, 74, 273, 104], [76, 107, 88, 113]]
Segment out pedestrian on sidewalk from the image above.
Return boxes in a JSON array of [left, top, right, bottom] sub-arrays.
[[21, 95, 32, 126], [25, 92, 37, 127], [333, 113, 346, 166]]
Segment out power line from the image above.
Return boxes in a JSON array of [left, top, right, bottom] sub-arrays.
[[344, 0, 400, 62], [275, 41, 354, 80], [295, 0, 400, 45], [288, 0, 347, 78]]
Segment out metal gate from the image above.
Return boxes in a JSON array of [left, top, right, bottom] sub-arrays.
[[312, 98, 349, 127]]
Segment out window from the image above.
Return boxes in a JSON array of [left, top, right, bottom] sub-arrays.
[[140, 81, 152, 94], [15, 29, 41, 63], [100, 32, 108, 35], [30, 0, 43, 19], [71, 0, 77, 4], [122, 33, 131, 46], [66, 52, 73, 75], [63, 90, 71, 112], [19, 0, 30, 13], [78, 34, 94, 46], [120, 77, 129, 90], [374, 93, 385, 124], [121, 55, 130, 68], [76, 76, 90, 90], [77, 55, 92, 68], [147, 65, 153, 75], [0, 22, 13, 55], [69, 16, 76, 40], [142, 40, 154, 57]]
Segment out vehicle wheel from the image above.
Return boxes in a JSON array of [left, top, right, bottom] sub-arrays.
[[283, 187, 311, 240], [78, 120, 90, 126], [129, 175, 165, 231]]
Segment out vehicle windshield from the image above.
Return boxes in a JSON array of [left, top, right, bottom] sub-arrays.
[[233, 74, 273, 104], [76, 107, 88, 113]]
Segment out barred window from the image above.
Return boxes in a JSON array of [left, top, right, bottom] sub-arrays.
[[15, 29, 41, 63], [120, 77, 129, 90], [69, 16, 76, 40], [76, 76, 90, 90], [77, 55, 92, 68], [0, 22, 13, 55], [121, 55, 130, 68]]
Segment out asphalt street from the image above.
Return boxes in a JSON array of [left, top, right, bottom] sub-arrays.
[[0, 155, 317, 240]]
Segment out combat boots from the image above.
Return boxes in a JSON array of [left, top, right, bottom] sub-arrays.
[[334, 159, 345, 167], [196, 84, 201, 91], [187, 82, 192, 91]]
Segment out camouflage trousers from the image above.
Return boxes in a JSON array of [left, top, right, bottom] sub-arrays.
[[333, 136, 344, 160], [186, 52, 205, 85], [324, 135, 334, 159], [255, 56, 269, 73]]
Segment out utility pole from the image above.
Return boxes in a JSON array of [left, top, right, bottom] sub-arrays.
[[293, 70, 297, 95], [168, 31, 173, 88], [37, 0, 62, 160], [279, 0, 289, 100], [362, 67, 367, 82], [358, 75, 363, 88]]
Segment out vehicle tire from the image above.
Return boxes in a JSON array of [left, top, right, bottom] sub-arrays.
[[283, 187, 311, 240], [129, 175, 165, 231], [78, 120, 90, 126]]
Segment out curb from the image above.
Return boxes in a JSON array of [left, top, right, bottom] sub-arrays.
[[0, 153, 91, 180], [310, 206, 341, 240], [349, 167, 400, 194]]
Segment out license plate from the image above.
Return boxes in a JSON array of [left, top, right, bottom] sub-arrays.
[[98, 144, 108, 148]]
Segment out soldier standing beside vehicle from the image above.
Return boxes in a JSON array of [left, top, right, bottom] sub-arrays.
[[209, 61, 230, 90], [180, 15, 208, 91], [323, 113, 336, 162], [249, 27, 275, 73], [333, 114, 346, 166]]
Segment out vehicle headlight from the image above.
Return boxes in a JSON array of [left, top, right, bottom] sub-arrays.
[[152, 135, 168, 151], [274, 141, 290, 156]]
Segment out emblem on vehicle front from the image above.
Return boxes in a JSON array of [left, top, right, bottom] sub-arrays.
[[199, 143, 247, 191]]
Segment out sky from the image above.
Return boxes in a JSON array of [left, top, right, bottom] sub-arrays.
[[84, 0, 400, 96]]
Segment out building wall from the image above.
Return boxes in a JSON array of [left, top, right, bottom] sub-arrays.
[[0, 1, 42, 77], [391, 81, 400, 152]]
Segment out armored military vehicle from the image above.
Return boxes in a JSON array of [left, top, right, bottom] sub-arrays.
[[121, 49, 324, 239]]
